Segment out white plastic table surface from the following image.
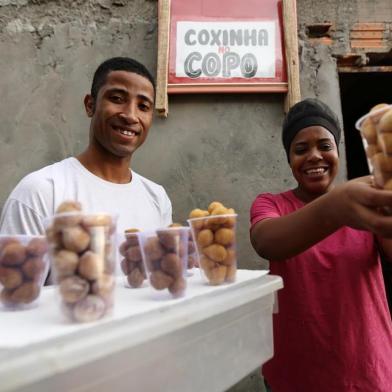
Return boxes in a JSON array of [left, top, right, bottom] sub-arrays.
[[0, 269, 283, 392]]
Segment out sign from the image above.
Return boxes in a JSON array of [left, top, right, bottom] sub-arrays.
[[175, 21, 276, 79]]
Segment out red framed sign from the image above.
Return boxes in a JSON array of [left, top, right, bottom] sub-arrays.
[[156, 0, 300, 116], [168, 0, 287, 93]]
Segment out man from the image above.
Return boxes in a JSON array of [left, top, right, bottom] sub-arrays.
[[0, 57, 172, 234]]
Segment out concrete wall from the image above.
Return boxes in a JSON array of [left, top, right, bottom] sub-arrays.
[[0, 0, 294, 271]]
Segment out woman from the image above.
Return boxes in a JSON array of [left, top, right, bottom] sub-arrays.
[[250, 99, 392, 392]]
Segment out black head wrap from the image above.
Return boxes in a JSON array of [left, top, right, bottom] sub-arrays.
[[282, 98, 341, 161]]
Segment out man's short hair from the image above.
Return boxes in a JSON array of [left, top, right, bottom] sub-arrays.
[[91, 57, 156, 100]]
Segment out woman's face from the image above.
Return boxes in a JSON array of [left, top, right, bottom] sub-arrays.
[[289, 126, 339, 200]]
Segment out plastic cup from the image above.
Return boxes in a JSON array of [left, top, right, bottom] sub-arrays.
[[46, 212, 117, 323], [138, 227, 189, 298], [188, 214, 238, 285], [356, 104, 392, 189], [0, 234, 49, 310], [119, 230, 147, 288]]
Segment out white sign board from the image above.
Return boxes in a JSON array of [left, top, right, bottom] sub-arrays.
[[175, 21, 276, 79]]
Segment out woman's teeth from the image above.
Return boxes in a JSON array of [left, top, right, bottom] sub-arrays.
[[305, 168, 326, 175]]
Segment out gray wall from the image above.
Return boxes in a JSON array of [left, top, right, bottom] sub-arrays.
[[0, 0, 295, 270]]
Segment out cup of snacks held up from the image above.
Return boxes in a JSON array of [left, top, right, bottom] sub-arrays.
[[0, 235, 49, 310], [138, 226, 190, 299], [119, 228, 147, 288], [46, 201, 117, 323], [356, 104, 392, 189], [188, 202, 237, 286]]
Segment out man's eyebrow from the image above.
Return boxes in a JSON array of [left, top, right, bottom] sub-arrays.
[[105, 87, 128, 95], [138, 94, 154, 105]]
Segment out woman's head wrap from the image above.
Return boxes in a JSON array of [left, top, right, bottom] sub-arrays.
[[282, 98, 341, 161]]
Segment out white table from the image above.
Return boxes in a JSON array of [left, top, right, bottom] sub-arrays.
[[0, 270, 283, 392]]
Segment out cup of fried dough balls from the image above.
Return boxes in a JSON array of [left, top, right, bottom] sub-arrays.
[[187, 202, 237, 286], [119, 228, 147, 288], [138, 227, 190, 298], [0, 235, 49, 310], [45, 201, 117, 323], [356, 104, 392, 189]]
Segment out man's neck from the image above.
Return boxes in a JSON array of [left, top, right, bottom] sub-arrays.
[[76, 148, 132, 184]]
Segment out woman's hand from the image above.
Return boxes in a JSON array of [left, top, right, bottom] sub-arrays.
[[331, 176, 392, 237]]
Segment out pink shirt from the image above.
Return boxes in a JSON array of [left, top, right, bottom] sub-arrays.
[[251, 190, 392, 392]]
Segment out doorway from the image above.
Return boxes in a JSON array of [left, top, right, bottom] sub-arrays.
[[338, 71, 391, 180]]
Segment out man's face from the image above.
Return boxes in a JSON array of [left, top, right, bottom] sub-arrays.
[[84, 70, 154, 158]]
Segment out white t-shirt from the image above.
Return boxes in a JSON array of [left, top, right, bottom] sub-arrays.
[[0, 157, 172, 235]]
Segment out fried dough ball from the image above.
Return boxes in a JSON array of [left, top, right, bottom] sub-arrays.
[[73, 295, 106, 323], [157, 230, 179, 251], [372, 153, 392, 172], [225, 264, 237, 283], [54, 202, 83, 229], [365, 144, 380, 159], [221, 248, 236, 266], [203, 244, 227, 262], [83, 214, 113, 228], [205, 265, 227, 286], [150, 270, 173, 290], [62, 226, 90, 253], [53, 249, 79, 278], [169, 223, 183, 228], [197, 229, 214, 248], [208, 201, 225, 213], [120, 258, 131, 275], [377, 133, 392, 155], [22, 257, 46, 281], [214, 228, 235, 246], [189, 209, 209, 230], [199, 255, 216, 271], [161, 253, 182, 278], [26, 238, 48, 257], [378, 109, 392, 133], [361, 117, 377, 144], [0, 266, 23, 289], [124, 229, 140, 247], [370, 103, 389, 122], [59, 275, 89, 304], [125, 245, 142, 262], [78, 251, 103, 281], [56, 201, 82, 213], [169, 277, 186, 297], [11, 282, 40, 304], [144, 237, 164, 261], [0, 241, 26, 266], [91, 274, 115, 299], [127, 268, 145, 288]]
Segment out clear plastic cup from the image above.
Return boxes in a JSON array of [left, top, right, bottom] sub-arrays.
[[138, 227, 189, 298], [0, 235, 49, 310], [119, 230, 147, 288], [188, 214, 237, 285], [356, 104, 392, 189], [46, 212, 117, 323]]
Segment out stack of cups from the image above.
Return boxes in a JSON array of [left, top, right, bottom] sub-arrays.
[[46, 212, 117, 323]]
